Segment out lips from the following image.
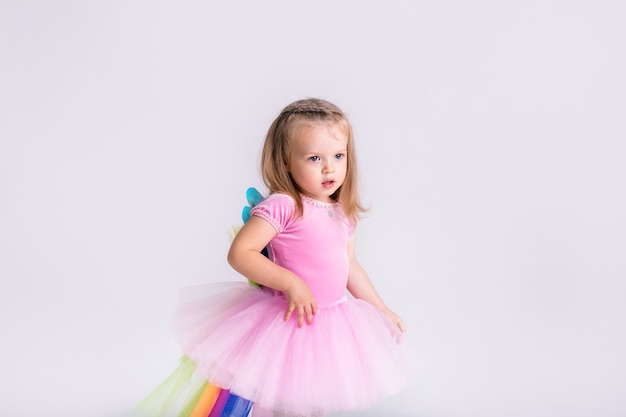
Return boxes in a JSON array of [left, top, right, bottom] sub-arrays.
[[322, 180, 335, 188]]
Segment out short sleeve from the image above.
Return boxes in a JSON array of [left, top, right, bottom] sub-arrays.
[[250, 193, 296, 233]]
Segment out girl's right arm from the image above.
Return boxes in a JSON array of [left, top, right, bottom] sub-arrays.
[[227, 216, 317, 327]]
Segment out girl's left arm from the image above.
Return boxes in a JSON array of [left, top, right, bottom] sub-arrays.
[[346, 238, 405, 333]]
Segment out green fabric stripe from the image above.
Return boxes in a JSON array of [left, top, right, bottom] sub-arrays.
[[176, 380, 209, 417], [134, 356, 200, 416]]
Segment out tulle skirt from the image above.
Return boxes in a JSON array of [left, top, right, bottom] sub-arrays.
[[135, 282, 413, 417]]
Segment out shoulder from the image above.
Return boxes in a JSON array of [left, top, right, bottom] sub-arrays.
[[250, 193, 297, 233], [261, 193, 296, 206]]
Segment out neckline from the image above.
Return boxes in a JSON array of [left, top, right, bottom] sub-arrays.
[[300, 194, 340, 208]]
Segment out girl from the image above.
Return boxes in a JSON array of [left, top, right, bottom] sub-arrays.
[[136, 98, 411, 417]]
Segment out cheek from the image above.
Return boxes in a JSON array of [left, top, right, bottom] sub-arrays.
[[291, 164, 309, 178]]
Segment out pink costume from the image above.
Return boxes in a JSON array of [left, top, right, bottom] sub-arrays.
[[137, 194, 411, 417]]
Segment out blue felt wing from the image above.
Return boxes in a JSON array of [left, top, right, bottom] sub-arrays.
[[242, 187, 264, 224], [242, 206, 252, 224], [246, 187, 264, 208]]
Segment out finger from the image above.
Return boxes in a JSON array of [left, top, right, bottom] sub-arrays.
[[304, 305, 313, 324], [311, 300, 317, 316], [284, 303, 295, 322], [397, 320, 405, 333], [297, 305, 304, 328]]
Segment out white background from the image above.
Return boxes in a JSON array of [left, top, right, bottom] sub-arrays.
[[1, 1, 625, 416]]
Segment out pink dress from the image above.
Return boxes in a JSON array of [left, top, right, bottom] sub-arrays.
[[138, 194, 411, 417]]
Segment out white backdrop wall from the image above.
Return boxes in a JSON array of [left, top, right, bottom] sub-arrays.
[[1, 1, 625, 416]]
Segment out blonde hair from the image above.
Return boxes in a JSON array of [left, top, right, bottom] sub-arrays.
[[261, 98, 366, 223]]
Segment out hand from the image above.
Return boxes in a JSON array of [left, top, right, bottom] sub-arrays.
[[382, 308, 405, 334], [283, 276, 317, 328]]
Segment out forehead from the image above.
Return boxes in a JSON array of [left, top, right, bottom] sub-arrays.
[[289, 120, 349, 147]]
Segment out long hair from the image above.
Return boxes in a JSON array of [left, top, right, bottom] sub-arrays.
[[260, 98, 366, 223]]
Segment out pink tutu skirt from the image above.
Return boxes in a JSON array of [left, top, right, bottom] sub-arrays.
[[135, 282, 413, 417]]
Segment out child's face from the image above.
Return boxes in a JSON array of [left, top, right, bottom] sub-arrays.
[[287, 123, 348, 203]]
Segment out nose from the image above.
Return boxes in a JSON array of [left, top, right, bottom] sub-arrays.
[[322, 160, 335, 173]]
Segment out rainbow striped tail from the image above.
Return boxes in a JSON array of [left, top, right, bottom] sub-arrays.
[[134, 357, 253, 417]]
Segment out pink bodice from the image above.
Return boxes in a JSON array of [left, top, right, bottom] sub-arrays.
[[251, 193, 354, 306]]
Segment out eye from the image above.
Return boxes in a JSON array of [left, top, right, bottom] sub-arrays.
[[308, 156, 320, 162], [334, 153, 345, 160]]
